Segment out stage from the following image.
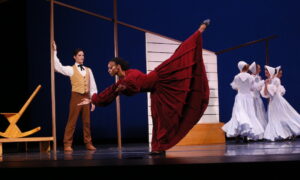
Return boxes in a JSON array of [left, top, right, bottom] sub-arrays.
[[1, 139, 300, 176]]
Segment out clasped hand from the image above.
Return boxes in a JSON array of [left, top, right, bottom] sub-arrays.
[[77, 98, 95, 111]]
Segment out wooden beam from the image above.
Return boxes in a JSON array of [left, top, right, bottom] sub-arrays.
[[53, 0, 113, 22], [215, 35, 278, 55], [118, 21, 182, 43], [52, 1, 180, 43]]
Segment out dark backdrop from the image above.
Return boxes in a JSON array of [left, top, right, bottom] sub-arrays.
[[1, 0, 300, 145]]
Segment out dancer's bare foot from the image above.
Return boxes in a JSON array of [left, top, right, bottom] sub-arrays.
[[198, 19, 210, 33]]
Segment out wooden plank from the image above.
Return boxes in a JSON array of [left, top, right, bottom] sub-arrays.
[[176, 123, 225, 145], [203, 106, 220, 115], [148, 123, 225, 145], [208, 80, 218, 89], [206, 72, 218, 81], [0, 137, 54, 143], [204, 63, 218, 73], [208, 98, 219, 106], [210, 89, 219, 98], [198, 114, 220, 124]]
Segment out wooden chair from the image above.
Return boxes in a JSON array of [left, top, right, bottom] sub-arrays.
[[0, 85, 42, 138]]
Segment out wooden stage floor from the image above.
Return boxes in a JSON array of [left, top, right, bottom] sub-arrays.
[[1, 139, 300, 176]]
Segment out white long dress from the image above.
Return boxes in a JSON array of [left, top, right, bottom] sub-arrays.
[[261, 77, 300, 141], [252, 75, 268, 129], [222, 72, 265, 140]]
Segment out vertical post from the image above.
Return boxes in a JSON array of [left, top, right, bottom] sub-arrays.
[[265, 40, 270, 65], [113, 0, 122, 151], [0, 143, 2, 156], [50, 0, 57, 153]]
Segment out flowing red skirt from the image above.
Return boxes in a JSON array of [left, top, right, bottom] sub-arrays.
[[150, 31, 209, 151]]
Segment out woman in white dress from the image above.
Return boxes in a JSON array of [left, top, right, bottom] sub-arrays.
[[222, 61, 264, 142], [275, 66, 286, 95], [261, 66, 300, 141], [249, 62, 268, 130]]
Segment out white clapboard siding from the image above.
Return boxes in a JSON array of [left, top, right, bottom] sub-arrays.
[[210, 89, 219, 98], [145, 32, 219, 143], [207, 72, 218, 81], [147, 43, 180, 53], [208, 97, 219, 106]]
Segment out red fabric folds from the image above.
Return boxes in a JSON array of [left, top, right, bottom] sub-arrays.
[[150, 31, 209, 151], [91, 30, 209, 151]]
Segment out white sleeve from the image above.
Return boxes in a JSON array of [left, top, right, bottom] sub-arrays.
[[54, 51, 73, 77], [279, 85, 286, 96], [88, 68, 98, 98], [230, 76, 239, 90]]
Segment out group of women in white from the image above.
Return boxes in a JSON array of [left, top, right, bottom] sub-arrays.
[[222, 61, 300, 142]]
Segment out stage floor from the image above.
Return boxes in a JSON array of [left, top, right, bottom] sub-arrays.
[[1, 139, 300, 175]]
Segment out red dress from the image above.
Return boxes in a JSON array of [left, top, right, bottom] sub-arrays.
[[92, 30, 209, 151]]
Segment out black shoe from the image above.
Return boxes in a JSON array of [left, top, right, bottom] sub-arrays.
[[242, 136, 249, 143], [235, 135, 242, 143], [149, 151, 166, 156], [201, 19, 210, 27]]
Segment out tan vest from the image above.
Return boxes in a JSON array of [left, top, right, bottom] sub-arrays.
[[70, 65, 90, 94]]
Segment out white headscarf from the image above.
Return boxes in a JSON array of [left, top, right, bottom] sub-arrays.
[[265, 65, 276, 77], [249, 61, 256, 74], [238, 61, 247, 72], [275, 66, 281, 75]]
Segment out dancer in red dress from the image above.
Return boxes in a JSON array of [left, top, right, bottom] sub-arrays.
[[79, 20, 210, 155]]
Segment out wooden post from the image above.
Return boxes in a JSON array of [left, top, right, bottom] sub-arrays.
[[25, 142, 28, 152], [113, 0, 122, 151], [50, 0, 57, 153], [40, 141, 51, 152], [265, 40, 270, 65], [0, 143, 2, 156]]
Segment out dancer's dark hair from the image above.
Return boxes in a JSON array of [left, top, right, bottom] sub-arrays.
[[73, 48, 84, 56], [109, 57, 129, 70]]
